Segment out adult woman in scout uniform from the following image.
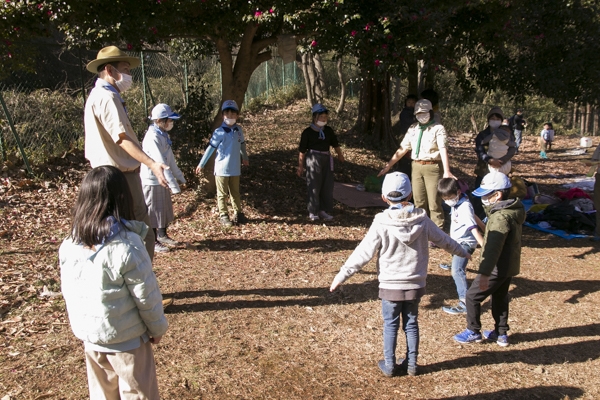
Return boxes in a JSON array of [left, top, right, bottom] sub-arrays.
[[378, 99, 455, 229]]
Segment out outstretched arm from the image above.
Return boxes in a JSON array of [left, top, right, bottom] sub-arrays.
[[378, 148, 409, 177]]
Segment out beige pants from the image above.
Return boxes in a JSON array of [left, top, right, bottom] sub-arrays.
[[215, 175, 242, 216], [411, 161, 444, 229], [123, 172, 155, 260], [85, 341, 160, 400]]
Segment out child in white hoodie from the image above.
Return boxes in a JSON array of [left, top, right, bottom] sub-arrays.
[[330, 172, 470, 378]]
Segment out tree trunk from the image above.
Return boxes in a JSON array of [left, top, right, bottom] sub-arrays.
[[586, 103, 592, 134], [594, 107, 598, 136], [572, 102, 578, 130], [566, 103, 574, 129], [301, 53, 315, 106], [313, 54, 327, 98], [335, 57, 347, 114], [407, 56, 419, 96], [353, 74, 394, 147], [580, 104, 586, 135], [392, 77, 402, 115]]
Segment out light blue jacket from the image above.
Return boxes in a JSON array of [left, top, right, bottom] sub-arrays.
[[59, 220, 168, 347]]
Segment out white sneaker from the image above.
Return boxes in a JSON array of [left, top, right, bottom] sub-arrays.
[[318, 211, 334, 221], [155, 242, 170, 253], [309, 213, 320, 221]]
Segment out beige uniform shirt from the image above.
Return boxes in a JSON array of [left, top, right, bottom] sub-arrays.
[[400, 122, 447, 161], [84, 79, 141, 171]]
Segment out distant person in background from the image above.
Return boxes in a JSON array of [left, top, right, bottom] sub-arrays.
[[481, 124, 516, 174], [538, 122, 554, 159], [473, 107, 517, 218], [297, 104, 345, 222], [399, 94, 418, 137], [420, 89, 441, 124], [509, 108, 527, 153]]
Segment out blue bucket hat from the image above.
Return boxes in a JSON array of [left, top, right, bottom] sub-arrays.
[[221, 100, 239, 112], [149, 103, 180, 120], [311, 103, 328, 114]]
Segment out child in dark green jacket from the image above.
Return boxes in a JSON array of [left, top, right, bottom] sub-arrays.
[[453, 171, 525, 347]]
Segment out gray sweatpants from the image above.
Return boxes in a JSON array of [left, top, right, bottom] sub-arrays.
[[306, 151, 334, 215]]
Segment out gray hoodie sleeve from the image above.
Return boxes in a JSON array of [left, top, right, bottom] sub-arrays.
[[426, 219, 470, 258], [332, 221, 382, 286]]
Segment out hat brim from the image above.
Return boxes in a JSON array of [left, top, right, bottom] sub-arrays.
[[472, 187, 495, 197], [86, 56, 141, 73], [148, 113, 181, 120]]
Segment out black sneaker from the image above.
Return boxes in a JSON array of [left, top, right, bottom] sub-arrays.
[[233, 212, 248, 225], [220, 215, 233, 227]]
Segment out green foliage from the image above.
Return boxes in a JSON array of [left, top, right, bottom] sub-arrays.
[[170, 75, 214, 185], [245, 83, 305, 114]]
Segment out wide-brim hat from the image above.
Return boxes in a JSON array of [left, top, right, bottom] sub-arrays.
[[86, 46, 140, 73]]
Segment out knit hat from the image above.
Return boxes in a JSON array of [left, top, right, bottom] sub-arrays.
[[381, 172, 412, 202], [486, 106, 504, 120]]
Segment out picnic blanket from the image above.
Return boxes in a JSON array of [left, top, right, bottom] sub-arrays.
[[522, 199, 592, 239], [333, 182, 384, 208]]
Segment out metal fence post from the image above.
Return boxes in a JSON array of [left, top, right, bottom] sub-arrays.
[[265, 62, 269, 101], [140, 51, 148, 117], [78, 47, 87, 108], [184, 60, 189, 105], [0, 91, 33, 175]]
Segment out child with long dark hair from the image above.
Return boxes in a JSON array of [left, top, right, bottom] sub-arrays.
[[59, 165, 168, 399]]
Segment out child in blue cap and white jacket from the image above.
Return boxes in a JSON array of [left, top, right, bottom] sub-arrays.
[[330, 172, 470, 378], [196, 100, 249, 227], [141, 103, 186, 252]]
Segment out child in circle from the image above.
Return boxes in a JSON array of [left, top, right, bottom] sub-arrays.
[[330, 172, 470, 377], [59, 165, 169, 399], [437, 178, 484, 315], [196, 100, 249, 227], [141, 103, 186, 253]]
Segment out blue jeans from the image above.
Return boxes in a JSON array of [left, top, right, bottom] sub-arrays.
[[514, 129, 523, 150], [451, 243, 475, 302], [381, 298, 420, 369]]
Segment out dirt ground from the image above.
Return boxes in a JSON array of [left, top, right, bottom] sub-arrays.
[[1, 102, 599, 399]]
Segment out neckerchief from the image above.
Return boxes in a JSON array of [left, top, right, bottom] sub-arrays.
[[95, 78, 128, 116], [414, 120, 435, 159], [311, 123, 326, 140], [151, 123, 172, 146]]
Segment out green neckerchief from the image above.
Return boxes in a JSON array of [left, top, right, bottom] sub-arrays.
[[414, 120, 435, 159]]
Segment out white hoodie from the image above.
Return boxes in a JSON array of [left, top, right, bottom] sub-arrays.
[[333, 206, 469, 290]]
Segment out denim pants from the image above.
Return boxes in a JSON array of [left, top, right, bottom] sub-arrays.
[[514, 129, 523, 150], [466, 269, 512, 335], [381, 298, 420, 369], [451, 243, 475, 302]]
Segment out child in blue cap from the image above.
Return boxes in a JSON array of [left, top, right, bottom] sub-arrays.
[[141, 103, 186, 253], [196, 100, 249, 227], [330, 172, 470, 377], [297, 103, 345, 221]]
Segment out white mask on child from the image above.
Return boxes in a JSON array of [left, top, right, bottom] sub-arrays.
[[224, 118, 236, 126], [482, 192, 499, 206], [489, 120, 502, 129], [316, 121, 327, 127], [444, 195, 460, 208]]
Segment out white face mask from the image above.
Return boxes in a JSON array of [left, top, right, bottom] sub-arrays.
[[482, 193, 499, 206], [224, 117, 236, 126], [114, 72, 133, 92], [416, 113, 430, 124], [444, 195, 460, 207], [489, 120, 502, 129], [316, 121, 327, 127], [164, 120, 174, 131]]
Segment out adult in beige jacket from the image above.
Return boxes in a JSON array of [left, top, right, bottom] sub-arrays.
[[379, 99, 455, 229]]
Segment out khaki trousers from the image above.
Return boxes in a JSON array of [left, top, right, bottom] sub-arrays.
[[411, 161, 444, 229], [85, 341, 159, 400], [215, 175, 242, 216], [124, 172, 155, 261]]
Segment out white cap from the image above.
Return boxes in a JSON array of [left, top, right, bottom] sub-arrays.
[[149, 103, 180, 120], [414, 99, 432, 114], [472, 171, 512, 197], [381, 172, 412, 202]]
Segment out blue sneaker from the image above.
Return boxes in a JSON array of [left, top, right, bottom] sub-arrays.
[[483, 330, 509, 347], [439, 263, 450, 271], [442, 301, 467, 315], [454, 329, 482, 344]]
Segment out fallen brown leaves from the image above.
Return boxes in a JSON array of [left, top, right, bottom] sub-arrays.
[[1, 102, 599, 399]]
